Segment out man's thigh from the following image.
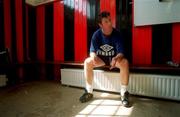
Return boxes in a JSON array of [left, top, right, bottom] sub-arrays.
[[93, 56, 106, 67], [115, 58, 128, 69]]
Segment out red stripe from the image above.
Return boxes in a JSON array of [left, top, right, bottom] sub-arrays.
[[74, 0, 87, 62], [53, 1, 64, 61], [53, 0, 64, 80], [132, 0, 152, 65], [3, 0, 11, 53], [100, 0, 106, 12], [82, 0, 87, 60], [132, 27, 152, 65], [15, 0, 24, 63], [74, 0, 78, 61], [172, 23, 180, 62], [36, 6, 45, 61]]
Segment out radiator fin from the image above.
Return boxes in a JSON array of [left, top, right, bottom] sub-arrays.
[[61, 69, 180, 100]]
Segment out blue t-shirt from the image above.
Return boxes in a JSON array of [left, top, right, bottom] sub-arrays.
[[90, 28, 124, 63]]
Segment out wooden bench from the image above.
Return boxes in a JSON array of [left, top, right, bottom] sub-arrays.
[[0, 49, 11, 87], [60, 61, 180, 75], [0, 49, 11, 73]]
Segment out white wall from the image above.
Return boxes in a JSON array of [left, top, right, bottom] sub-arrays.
[[134, 0, 180, 26]]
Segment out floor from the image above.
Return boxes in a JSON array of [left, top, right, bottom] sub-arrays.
[[0, 80, 180, 117]]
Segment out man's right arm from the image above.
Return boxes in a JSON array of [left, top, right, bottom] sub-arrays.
[[90, 52, 97, 58], [90, 52, 98, 62]]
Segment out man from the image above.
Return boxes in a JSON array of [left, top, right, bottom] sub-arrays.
[[79, 11, 130, 107]]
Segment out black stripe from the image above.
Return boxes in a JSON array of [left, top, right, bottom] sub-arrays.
[[10, 0, 17, 62], [116, 0, 123, 31], [87, 0, 100, 54], [45, 4, 54, 80], [64, 0, 74, 61], [22, 0, 27, 61], [45, 4, 54, 61], [0, 0, 4, 51], [46, 64, 54, 80], [152, 24, 172, 64], [28, 6, 37, 61], [117, 0, 132, 63], [116, 0, 132, 29]]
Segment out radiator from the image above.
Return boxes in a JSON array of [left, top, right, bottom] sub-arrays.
[[61, 68, 180, 100], [0, 75, 7, 87]]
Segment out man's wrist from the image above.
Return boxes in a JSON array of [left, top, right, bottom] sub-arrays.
[[90, 52, 97, 58], [115, 53, 124, 59]]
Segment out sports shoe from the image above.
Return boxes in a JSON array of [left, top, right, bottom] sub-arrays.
[[79, 89, 93, 103], [121, 91, 129, 107]]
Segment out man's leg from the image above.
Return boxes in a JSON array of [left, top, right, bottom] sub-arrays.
[[79, 57, 105, 103], [115, 58, 129, 106], [115, 58, 129, 85]]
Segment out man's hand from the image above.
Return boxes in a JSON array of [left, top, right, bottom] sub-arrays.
[[110, 53, 124, 70]]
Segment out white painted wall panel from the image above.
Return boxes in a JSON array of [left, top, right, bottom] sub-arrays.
[[134, 0, 180, 26]]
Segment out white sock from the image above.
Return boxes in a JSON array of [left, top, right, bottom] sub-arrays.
[[86, 82, 93, 93], [120, 85, 127, 96]]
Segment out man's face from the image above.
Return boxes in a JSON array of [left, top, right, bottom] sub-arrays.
[[99, 16, 113, 35]]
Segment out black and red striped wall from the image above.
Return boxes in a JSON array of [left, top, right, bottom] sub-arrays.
[[1, 0, 180, 65]]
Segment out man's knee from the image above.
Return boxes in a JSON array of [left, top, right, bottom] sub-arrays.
[[116, 58, 129, 69], [84, 57, 93, 67], [122, 59, 129, 67]]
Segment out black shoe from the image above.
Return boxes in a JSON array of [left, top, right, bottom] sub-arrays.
[[121, 91, 129, 107], [79, 89, 93, 103]]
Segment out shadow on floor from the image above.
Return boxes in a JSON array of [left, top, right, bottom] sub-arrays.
[[0, 80, 180, 117]]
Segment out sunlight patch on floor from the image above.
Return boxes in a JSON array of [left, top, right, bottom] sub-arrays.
[[76, 99, 133, 117]]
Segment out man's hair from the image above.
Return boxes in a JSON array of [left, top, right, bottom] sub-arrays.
[[97, 11, 110, 24]]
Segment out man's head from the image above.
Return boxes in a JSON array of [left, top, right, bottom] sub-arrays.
[[97, 11, 113, 36]]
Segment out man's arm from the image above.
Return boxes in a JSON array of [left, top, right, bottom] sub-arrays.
[[110, 53, 124, 69], [114, 53, 124, 60], [90, 52, 97, 58]]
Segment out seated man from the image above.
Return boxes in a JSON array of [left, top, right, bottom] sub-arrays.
[[79, 11, 130, 107]]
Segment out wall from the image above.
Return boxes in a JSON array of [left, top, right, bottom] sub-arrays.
[[132, 0, 180, 64], [1, 0, 129, 64], [134, 0, 180, 26], [1, 0, 64, 63], [1, 0, 64, 81], [1, 0, 180, 65]]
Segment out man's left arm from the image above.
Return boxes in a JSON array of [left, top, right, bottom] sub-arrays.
[[114, 53, 124, 60], [110, 53, 124, 69]]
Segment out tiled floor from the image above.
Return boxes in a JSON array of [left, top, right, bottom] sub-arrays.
[[0, 80, 179, 117]]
